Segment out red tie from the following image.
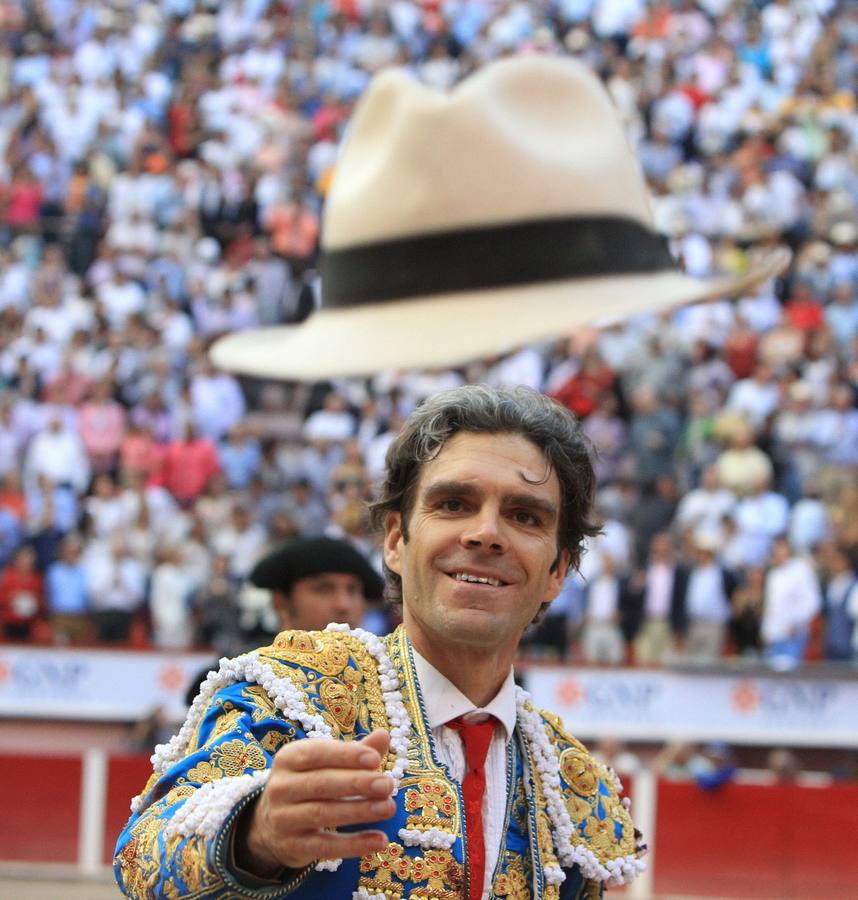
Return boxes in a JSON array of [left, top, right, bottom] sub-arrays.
[[446, 716, 496, 900]]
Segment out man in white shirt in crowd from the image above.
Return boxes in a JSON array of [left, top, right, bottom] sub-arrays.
[[582, 552, 626, 665], [761, 537, 822, 669], [679, 531, 735, 662], [23, 412, 91, 495]]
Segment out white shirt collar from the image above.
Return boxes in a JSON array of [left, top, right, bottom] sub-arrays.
[[411, 646, 517, 743]]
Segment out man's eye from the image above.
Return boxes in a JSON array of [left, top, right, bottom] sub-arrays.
[[439, 498, 464, 512], [513, 510, 538, 525]]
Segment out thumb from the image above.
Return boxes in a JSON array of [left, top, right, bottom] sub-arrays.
[[359, 728, 391, 766]]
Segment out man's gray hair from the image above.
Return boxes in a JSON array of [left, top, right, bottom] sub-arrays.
[[368, 384, 600, 604]]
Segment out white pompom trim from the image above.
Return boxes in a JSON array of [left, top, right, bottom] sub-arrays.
[[165, 770, 270, 839], [515, 687, 646, 886], [397, 826, 457, 850]]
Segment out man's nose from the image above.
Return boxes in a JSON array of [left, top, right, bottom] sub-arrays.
[[461, 507, 507, 552]]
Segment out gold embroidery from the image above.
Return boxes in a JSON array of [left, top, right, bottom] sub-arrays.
[[494, 854, 531, 899], [359, 842, 412, 897], [404, 778, 457, 831], [163, 785, 196, 805], [240, 685, 281, 723], [584, 816, 617, 853], [186, 760, 223, 783], [319, 677, 358, 733], [559, 746, 600, 797], [566, 792, 593, 824], [178, 836, 217, 892], [265, 630, 352, 675], [342, 663, 372, 732], [542, 714, 640, 865], [209, 738, 267, 777], [412, 849, 463, 897], [260, 729, 291, 753]]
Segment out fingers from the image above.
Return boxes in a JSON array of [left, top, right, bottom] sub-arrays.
[[273, 795, 397, 832], [358, 728, 391, 762], [270, 768, 395, 804], [278, 729, 391, 773], [280, 828, 389, 867]]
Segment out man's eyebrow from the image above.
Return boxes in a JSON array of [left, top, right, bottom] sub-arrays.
[[421, 480, 477, 503], [421, 480, 558, 521], [505, 493, 558, 522]]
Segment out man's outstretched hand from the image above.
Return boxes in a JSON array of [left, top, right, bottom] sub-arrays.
[[235, 729, 395, 876]]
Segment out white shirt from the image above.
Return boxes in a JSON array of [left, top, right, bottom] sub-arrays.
[[686, 564, 729, 623], [411, 650, 517, 900], [645, 564, 674, 619], [762, 557, 822, 643]]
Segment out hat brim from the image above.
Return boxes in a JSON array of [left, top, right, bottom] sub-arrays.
[[210, 248, 789, 381]]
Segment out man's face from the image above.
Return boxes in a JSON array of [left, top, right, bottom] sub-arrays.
[[276, 572, 366, 632], [384, 432, 569, 658]]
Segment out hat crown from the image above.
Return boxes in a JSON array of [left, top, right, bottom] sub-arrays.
[[324, 56, 654, 249]]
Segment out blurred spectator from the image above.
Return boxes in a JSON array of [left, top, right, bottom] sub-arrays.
[[84, 537, 146, 643], [78, 379, 127, 473], [45, 534, 91, 644], [729, 566, 765, 659], [627, 532, 688, 665], [156, 423, 220, 506], [218, 424, 262, 490], [761, 537, 822, 668], [150, 545, 195, 650], [0, 544, 44, 641], [23, 413, 90, 494], [674, 465, 736, 538], [581, 553, 625, 665], [677, 531, 736, 663], [211, 504, 267, 580], [820, 542, 858, 663]]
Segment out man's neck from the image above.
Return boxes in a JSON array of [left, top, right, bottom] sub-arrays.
[[404, 622, 515, 709]]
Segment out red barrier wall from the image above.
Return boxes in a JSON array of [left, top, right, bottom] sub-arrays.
[[655, 780, 858, 899], [2, 754, 82, 863]]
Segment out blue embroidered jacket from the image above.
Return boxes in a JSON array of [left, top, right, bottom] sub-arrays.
[[115, 627, 642, 898]]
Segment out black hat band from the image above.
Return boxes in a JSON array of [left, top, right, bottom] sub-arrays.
[[321, 215, 675, 308]]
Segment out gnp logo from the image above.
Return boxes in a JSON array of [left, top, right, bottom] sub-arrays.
[[731, 679, 837, 716], [554, 677, 659, 713]]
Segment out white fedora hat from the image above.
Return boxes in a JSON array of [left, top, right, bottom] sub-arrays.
[[210, 56, 789, 380]]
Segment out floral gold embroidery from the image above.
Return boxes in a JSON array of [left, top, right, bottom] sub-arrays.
[[559, 746, 600, 797], [186, 760, 223, 783], [404, 778, 457, 830], [210, 738, 266, 777]]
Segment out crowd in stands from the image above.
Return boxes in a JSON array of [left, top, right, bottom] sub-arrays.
[[0, 0, 856, 669]]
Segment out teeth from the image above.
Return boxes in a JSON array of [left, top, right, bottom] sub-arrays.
[[454, 573, 502, 587]]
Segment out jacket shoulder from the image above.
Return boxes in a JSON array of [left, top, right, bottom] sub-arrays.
[[538, 709, 643, 878], [257, 628, 380, 678]]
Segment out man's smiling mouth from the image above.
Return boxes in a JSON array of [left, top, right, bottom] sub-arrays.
[[448, 571, 508, 587]]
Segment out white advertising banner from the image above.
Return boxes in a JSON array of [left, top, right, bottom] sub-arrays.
[[0, 646, 214, 721], [524, 667, 858, 748]]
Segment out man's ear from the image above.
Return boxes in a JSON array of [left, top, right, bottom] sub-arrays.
[[544, 548, 572, 603], [383, 511, 404, 576]]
